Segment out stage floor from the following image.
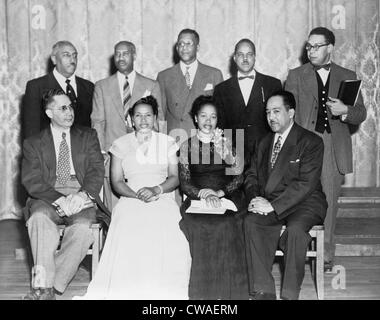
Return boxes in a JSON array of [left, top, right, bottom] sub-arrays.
[[1, 219, 380, 300]]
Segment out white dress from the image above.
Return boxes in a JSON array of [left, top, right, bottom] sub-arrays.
[[76, 132, 191, 300]]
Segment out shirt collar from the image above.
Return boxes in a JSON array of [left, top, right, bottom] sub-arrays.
[[237, 69, 256, 80], [117, 69, 136, 82], [53, 67, 76, 83], [274, 121, 294, 145], [180, 60, 198, 75], [50, 124, 70, 137]]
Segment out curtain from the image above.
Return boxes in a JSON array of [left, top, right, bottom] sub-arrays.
[[0, 0, 379, 220]]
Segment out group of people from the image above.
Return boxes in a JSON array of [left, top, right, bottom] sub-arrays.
[[20, 26, 366, 300]]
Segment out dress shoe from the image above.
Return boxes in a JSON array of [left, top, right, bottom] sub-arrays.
[[22, 288, 56, 300], [249, 291, 276, 300]]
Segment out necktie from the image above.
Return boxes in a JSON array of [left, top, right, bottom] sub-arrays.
[[185, 66, 191, 89], [57, 132, 71, 185], [65, 79, 77, 106], [270, 135, 282, 169], [313, 63, 331, 71], [238, 75, 255, 81], [123, 76, 133, 132]]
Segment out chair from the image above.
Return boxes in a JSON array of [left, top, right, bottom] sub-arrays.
[[58, 223, 104, 279], [275, 225, 324, 300]]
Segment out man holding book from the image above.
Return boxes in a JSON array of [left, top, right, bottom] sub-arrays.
[[285, 27, 367, 271]]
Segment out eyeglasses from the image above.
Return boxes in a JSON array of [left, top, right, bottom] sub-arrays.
[[49, 104, 74, 112], [305, 43, 329, 51]]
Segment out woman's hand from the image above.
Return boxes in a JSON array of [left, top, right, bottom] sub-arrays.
[[198, 188, 218, 199], [205, 194, 222, 208], [136, 187, 158, 202]]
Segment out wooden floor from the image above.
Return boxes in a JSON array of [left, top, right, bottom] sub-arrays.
[[1, 219, 380, 300]]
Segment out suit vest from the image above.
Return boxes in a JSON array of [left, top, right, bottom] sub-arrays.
[[315, 72, 331, 134]]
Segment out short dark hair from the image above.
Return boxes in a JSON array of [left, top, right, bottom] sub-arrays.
[[309, 27, 335, 46], [128, 95, 159, 118], [190, 95, 221, 127], [42, 88, 66, 110], [267, 90, 296, 111], [114, 41, 136, 54], [234, 38, 256, 55], [177, 29, 200, 45]]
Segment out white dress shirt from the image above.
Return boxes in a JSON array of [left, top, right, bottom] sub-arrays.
[[237, 69, 256, 105], [180, 60, 198, 88], [53, 68, 77, 96], [51, 125, 75, 175], [117, 70, 136, 103], [316, 60, 331, 86]]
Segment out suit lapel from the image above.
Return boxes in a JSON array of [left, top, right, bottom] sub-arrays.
[[131, 72, 145, 105], [70, 127, 84, 183], [264, 124, 298, 195], [41, 128, 56, 176], [302, 63, 318, 102], [328, 63, 340, 97], [247, 72, 263, 106], [109, 74, 125, 122], [47, 72, 62, 90], [231, 76, 246, 108]]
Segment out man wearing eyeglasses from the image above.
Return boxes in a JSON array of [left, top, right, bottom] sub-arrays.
[[214, 38, 282, 164], [285, 27, 367, 271], [157, 29, 223, 139], [22, 41, 94, 139], [21, 89, 110, 300]]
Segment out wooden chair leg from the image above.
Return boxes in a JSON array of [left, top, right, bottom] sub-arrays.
[[316, 230, 324, 300], [91, 227, 100, 280]]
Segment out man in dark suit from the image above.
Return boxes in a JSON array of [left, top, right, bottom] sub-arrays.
[[157, 29, 223, 140], [285, 27, 367, 270], [22, 40, 94, 139], [244, 91, 327, 300], [214, 38, 282, 163], [21, 89, 110, 300]]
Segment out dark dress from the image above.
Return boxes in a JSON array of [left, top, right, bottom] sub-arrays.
[[178, 135, 249, 300]]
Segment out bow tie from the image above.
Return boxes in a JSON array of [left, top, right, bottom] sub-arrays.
[[313, 63, 331, 71], [238, 75, 255, 81]]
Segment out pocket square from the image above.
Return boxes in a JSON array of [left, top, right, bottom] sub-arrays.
[[204, 83, 213, 91], [290, 159, 300, 163], [142, 90, 151, 98]]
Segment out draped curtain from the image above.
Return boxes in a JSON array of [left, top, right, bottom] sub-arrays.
[[0, 0, 379, 220]]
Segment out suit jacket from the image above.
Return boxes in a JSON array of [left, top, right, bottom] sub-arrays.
[[91, 71, 163, 152], [157, 61, 223, 137], [22, 72, 94, 139], [244, 123, 327, 220], [214, 72, 281, 157], [285, 62, 367, 174], [21, 126, 111, 226]]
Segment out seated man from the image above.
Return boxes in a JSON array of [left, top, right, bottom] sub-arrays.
[[21, 89, 110, 300], [243, 90, 327, 300]]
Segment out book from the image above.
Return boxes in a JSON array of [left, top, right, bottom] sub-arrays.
[[186, 198, 238, 215], [337, 79, 362, 106]]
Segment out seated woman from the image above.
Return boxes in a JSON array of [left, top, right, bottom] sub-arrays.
[[77, 96, 191, 300], [178, 95, 248, 300]]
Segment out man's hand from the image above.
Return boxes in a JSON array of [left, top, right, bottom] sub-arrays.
[[198, 189, 218, 199], [205, 194, 222, 208], [67, 192, 88, 215], [248, 197, 274, 215], [54, 196, 72, 217], [326, 97, 348, 116]]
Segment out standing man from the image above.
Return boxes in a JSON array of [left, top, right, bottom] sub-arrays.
[[22, 41, 94, 139], [214, 39, 282, 163], [285, 27, 367, 270], [157, 29, 223, 140], [91, 40, 163, 211], [244, 91, 327, 300], [22, 89, 110, 300]]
